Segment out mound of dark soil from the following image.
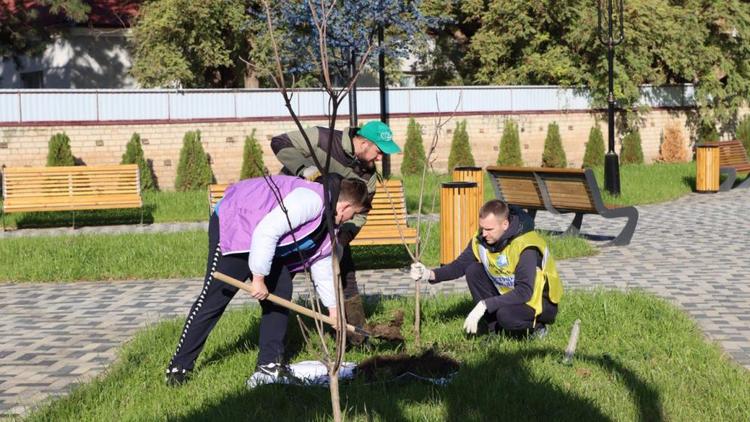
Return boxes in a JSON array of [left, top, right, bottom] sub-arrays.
[[365, 309, 405, 342], [357, 348, 459, 382]]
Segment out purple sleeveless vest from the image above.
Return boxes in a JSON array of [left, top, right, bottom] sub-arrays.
[[218, 175, 333, 272]]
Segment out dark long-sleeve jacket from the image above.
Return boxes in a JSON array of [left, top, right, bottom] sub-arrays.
[[271, 126, 377, 245], [432, 212, 543, 313]]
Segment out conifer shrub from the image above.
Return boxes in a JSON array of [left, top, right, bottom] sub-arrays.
[[736, 115, 750, 159], [620, 130, 645, 164], [541, 122, 567, 168], [582, 125, 605, 168], [121, 133, 156, 190], [447, 120, 475, 170], [658, 122, 689, 163], [240, 129, 266, 179], [496, 120, 523, 166], [175, 130, 214, 191], [401, 118, 427, 175], [47, 133, 75, 166]]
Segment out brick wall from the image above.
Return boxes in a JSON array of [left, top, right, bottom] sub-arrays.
[[0, 109, 698, 190]]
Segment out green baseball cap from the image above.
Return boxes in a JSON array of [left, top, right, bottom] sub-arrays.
[[358, 121, 401, 154]]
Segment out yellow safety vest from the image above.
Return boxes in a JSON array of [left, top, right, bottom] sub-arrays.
[[471, 232, 563, 317]]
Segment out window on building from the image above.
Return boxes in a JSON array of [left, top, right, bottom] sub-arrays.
[[20, 71, 44, 89]]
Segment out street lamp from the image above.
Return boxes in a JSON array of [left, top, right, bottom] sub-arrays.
[[348, 49, 358, 128], [378, 24, 391, 178], [597, 0, 624, 195]]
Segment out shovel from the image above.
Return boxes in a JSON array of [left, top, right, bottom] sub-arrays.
[[212, 271, 372, 338]]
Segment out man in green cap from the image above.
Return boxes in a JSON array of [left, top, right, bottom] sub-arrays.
[[270, 121, 401, 343]]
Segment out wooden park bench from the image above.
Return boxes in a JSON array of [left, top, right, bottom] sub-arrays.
[[700, 141, 750, 191], [485, 166, 639, 246], [1, 164, 143, 230], [207, 178, 418, 246]]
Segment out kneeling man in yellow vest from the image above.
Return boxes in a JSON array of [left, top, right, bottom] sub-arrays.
[[410, 199, 563, 337]]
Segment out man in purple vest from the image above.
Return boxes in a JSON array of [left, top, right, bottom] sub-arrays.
[[165, 175, 369, 386]]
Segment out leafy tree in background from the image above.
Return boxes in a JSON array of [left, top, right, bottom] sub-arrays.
[[418, 0, 750, 131], [542, 122, 567, 168], [448, 120, 475, 169], [130, 0, 251, 88], [239, 130, 266, 179], [46, 133, 75, 166], [401, 118, 427, 175], [621, 130, 645, 165], [121, 133, 156, 191], [1, 0, 89, 58], [246, 1, 426, 90], [582, 125, 605, 168], [175, 131, 214, 191], [736, 115, 750, 159], [496, 119, 523, 166]]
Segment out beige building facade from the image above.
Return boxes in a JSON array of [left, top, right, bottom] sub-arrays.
[[0, 108, 701, 190]]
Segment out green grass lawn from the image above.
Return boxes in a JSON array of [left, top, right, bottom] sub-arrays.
[[0, 226, 595, 282], [0, 190, 208, 230], [22, 291, 750, 421]]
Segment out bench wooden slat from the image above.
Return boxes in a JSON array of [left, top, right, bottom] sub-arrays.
[[1, 165, 143, 227], [699, 140, 750, 191], [486, 165, 639, 246]]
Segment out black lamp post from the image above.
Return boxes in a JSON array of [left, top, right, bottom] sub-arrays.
[[378, 24, 391, 178], [597, 0, 624, 195], [348, 49, 358, 128]]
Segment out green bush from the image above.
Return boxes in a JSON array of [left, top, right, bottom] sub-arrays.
[[121, 133, 156, 191], [698, 123, 720, 143], [496, 120, 523, 166], [175, 130, 214, 191], [736, 115, 750, 159], [582, 125, 605, 168], [239, 129, 266, 179], [448, 120, 475, 170], [620, 130, 645, 164], [541, 122, 567, 168], [46, 133, 75, 166], [401, 118, 427, 175]]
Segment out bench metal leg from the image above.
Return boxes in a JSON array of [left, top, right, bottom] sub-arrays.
[[1, 209, 5, 232], [140, 206, 144, 226], [600, 206, 639, 246], [719, 167, 737, 192], [737, 173, 750, 189], [72, 210, 76, 230], [564, 213, 584, 237]]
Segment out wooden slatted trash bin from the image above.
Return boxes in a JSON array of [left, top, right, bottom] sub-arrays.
[[695, 142, 721, 193], [452, 166, 484, 211], [440, 181, 479, 265]]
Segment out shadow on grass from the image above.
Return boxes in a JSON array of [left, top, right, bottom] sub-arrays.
[[174, 347, 663, 421], [13, 204, 156, 229], [351, 245, 412, 270]]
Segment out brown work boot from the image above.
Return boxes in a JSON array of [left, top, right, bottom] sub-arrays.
[[344, 295, 367, 346]]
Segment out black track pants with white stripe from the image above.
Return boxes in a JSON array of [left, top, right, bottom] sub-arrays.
[[167, 212, 294, 371]]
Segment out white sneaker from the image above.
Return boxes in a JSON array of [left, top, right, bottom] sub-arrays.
[[246, 362, 299, 389]]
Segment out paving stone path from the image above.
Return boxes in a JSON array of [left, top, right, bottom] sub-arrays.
[[1, 188, 748, 416]]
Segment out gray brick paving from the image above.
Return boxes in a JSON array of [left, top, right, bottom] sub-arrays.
[[1, 188, 749, 416]]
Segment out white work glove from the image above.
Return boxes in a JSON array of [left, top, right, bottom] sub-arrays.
[[463, 301, 487, 334], [301, 166, 321, 181], [409, 262, 432, 283]]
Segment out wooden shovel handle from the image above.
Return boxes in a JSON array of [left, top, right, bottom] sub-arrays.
[[212, 271, 368, 337]]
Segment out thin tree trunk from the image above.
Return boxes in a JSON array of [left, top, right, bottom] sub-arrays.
[[415, 279, 421, 345], [329, 368, 342, 422]]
